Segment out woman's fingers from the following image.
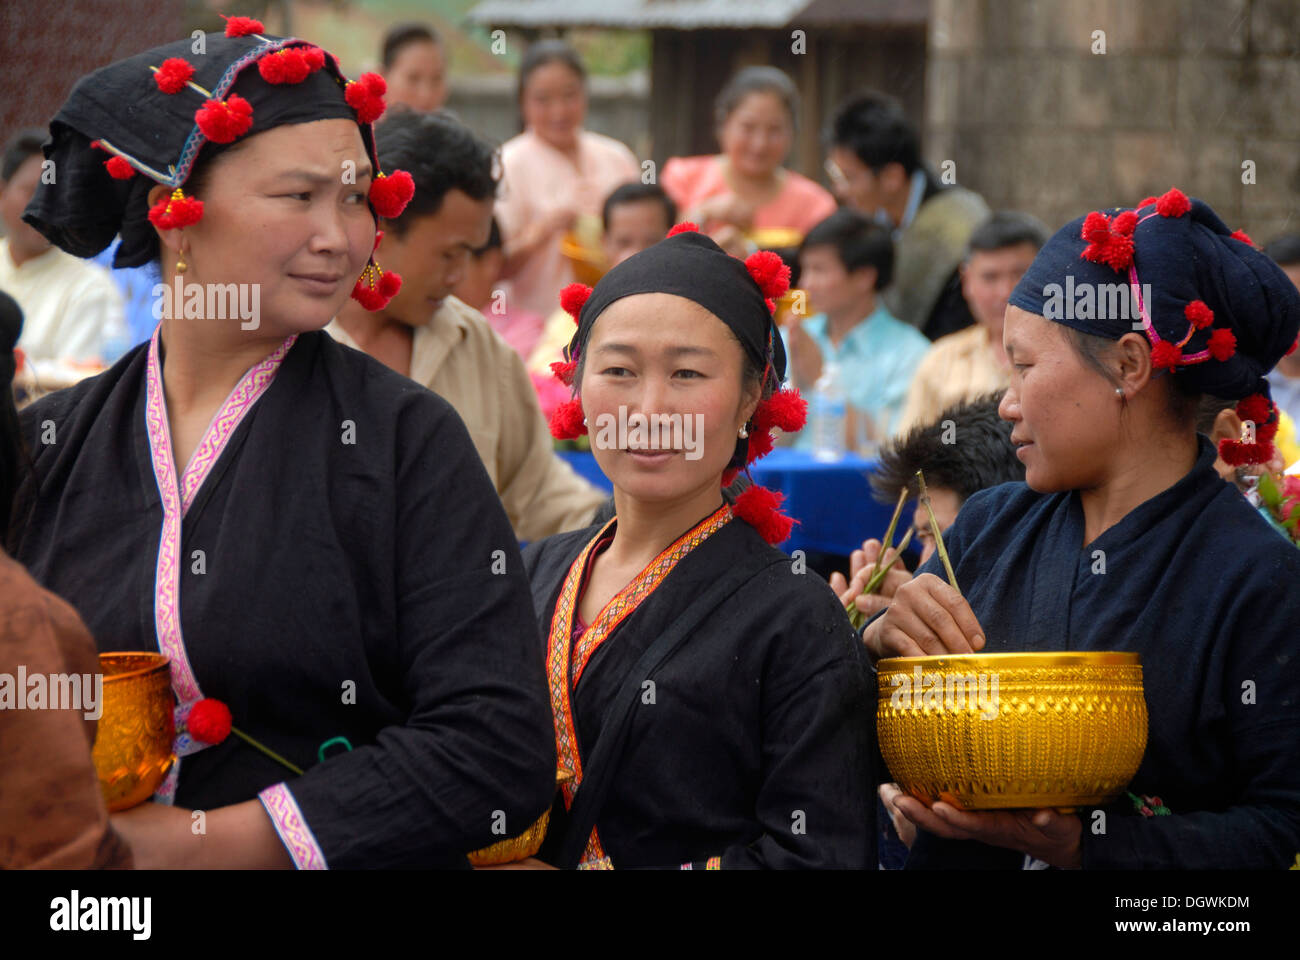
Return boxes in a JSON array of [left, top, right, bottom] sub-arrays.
[[876, 574, 986, 656]]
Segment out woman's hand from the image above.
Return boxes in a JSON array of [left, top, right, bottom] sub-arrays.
[[693, 192, 755, 230], [829, 538, 912, 624], [891, 793, 1083, 868], [862, 573, 985, 660], [111, 798, 293, 869], [878, 783, 917, 849], [110, 802, 200, 869]]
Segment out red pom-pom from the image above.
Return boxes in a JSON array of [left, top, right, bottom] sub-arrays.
[[1149, 340, 1182, 370], [752, 388, 808, 434], [1184, 300, 1214, 329], [369, 169, 415, 218], [1219, 438, 1273, 467], [345, 73, 387, 125], [1138, 195, 1158, 207], [559, 282, 592, 319], [744, 250, 791, 300], [550, 359, 577, 385], [148, 189, 204, 230], [154, 57, 195, 94], [104, 156, 135, 180], [744, 428, 775, 464], [1112, 209, 1138, 236], [187, 698, 232, 744], [351, 263, 401, 310], [1230, 228, 1254, 246], [667, 222, 699, 237], [302, 46, 326, 71], [1207, 328, 1236, 361], [732, 483, 795, 545], [1236, 394, 1270, 425], [259, 48, 317, 85], [195, 94, 253, 144], [223, 14, 264, 37], [548, 397, 587, 439], [1155, 187, 1190, 218], [378, 269, 402, 299], [1081, 211, 1111, 244]]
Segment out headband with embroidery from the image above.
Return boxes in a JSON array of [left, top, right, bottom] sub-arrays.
[[23, 14, 415, 312], [1009, 188, 1300, 467], [548, 225, 808, 545]]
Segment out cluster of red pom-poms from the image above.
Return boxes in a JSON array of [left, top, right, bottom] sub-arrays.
[[186, 698, 233, 744], [369, 170, 416, 218], [154, 57, 195, 94], [731, 483, 795, 545], [148, 188, 204, 230], [351, 261, 403, 310], [345, 72, 387, 125], [222, 14, 264, 37], [195, 94, 254, 143], [1219, 394, 1280, 466], [258, 45, 326, 84], [1080, 209, 1137, 271]]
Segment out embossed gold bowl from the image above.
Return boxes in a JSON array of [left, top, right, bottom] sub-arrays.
[[467, 771, 570, 866], [91, 653, 175, 812], [877, 652, 1148, 810]]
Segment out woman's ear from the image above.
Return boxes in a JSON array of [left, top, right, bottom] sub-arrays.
[[1113, 332, 1153, 395], [1211, 408, 1242, 447]]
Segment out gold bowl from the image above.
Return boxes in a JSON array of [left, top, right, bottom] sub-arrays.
[[560, 231, 608, 288], [91, 653, 175, 812], [877, 652, 1148, 810]]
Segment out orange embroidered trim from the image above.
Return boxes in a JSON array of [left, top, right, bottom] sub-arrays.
[[545, 504, 732, 868]]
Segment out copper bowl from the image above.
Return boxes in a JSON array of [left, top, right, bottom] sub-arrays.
[[91, 653, 175, 812], [877, 652, 1148, 810]]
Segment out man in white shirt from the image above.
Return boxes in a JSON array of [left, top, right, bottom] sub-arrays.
[[0, 129, 124, 366]]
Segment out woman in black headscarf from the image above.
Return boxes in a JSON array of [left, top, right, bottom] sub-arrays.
[[518, 225, 876, 869], [10, 16, 554, 868], [865, 189, 1300, 869]]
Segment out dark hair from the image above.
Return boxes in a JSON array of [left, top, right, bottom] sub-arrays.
[[1195, 394, 1238, 436], [372, 109, 497, 235], [827, 91, 920, 175], [0, 291, 27, 538], [1, 128, 47, 182], [601, 181, 676, 233], [517, 40, 586, 130], [799, 208, 895, 291], [871, 393, 1023, 504], [1265, 233, 1300, 268], [473, 216, 502, 257], [968, 211, 1050, 256], [1065, 326, 1201, 426], [382, 23, 442, 71], [714, 66, 799, 131]]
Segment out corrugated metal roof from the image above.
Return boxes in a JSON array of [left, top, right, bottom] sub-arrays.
[[465, 0, 925, 30]]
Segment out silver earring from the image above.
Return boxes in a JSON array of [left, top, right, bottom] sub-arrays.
[[582, 416, 588, 426], [738, 425, 749, 438], [1115, 388, 1124, 397]]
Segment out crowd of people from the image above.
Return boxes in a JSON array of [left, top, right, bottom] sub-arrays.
[[2, 17, 1298, 871]]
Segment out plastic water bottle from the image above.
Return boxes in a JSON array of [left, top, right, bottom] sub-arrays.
[[811, 360, 847, 461]]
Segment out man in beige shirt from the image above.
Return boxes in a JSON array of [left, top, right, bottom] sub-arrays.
[[330, 110, 604, 542], [896, 212, 1047, 434]]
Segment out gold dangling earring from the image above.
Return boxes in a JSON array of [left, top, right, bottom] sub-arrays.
[[176, 244, 188, 275]]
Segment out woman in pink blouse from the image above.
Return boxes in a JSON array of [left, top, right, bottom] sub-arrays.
[[496, 41, 640, 320], [662, 66, 837, 256]]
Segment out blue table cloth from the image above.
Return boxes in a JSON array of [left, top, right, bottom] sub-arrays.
[[556, 448, 900, 556]]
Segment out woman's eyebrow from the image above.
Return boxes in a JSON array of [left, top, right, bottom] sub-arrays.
[[272, 164, 373, 184]]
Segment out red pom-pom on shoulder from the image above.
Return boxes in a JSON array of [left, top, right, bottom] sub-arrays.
[[104, 156, 136, 180], [667, 222, 699, 237], [1230, 228, 1254, 246], [345, 73, 387, 125], [187, 698, 232, 744], [559, 283, 592, 320], [154, 57, 195, 94], [1155, 187, 1190, 218], [195, 95, 253, 144], [744, 250, 790, 300], [369, 169, 415, 218], [1207, 328, 1236, 361], [752, 388, 808, 435], [1184, 300, 1214, 329], [222, 14, 264, 37], [548, 397, 587, 439], [731, 483, 795, 545]]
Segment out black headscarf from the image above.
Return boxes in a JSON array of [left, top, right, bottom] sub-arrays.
[[23, 31, 376, 268]]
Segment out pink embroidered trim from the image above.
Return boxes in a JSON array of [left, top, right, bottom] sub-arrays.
[[258, 783, 328, 870], [144, 328, 297, 799]]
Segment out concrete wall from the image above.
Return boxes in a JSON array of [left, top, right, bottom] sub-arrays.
[[925, 0, 1300, 244]]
